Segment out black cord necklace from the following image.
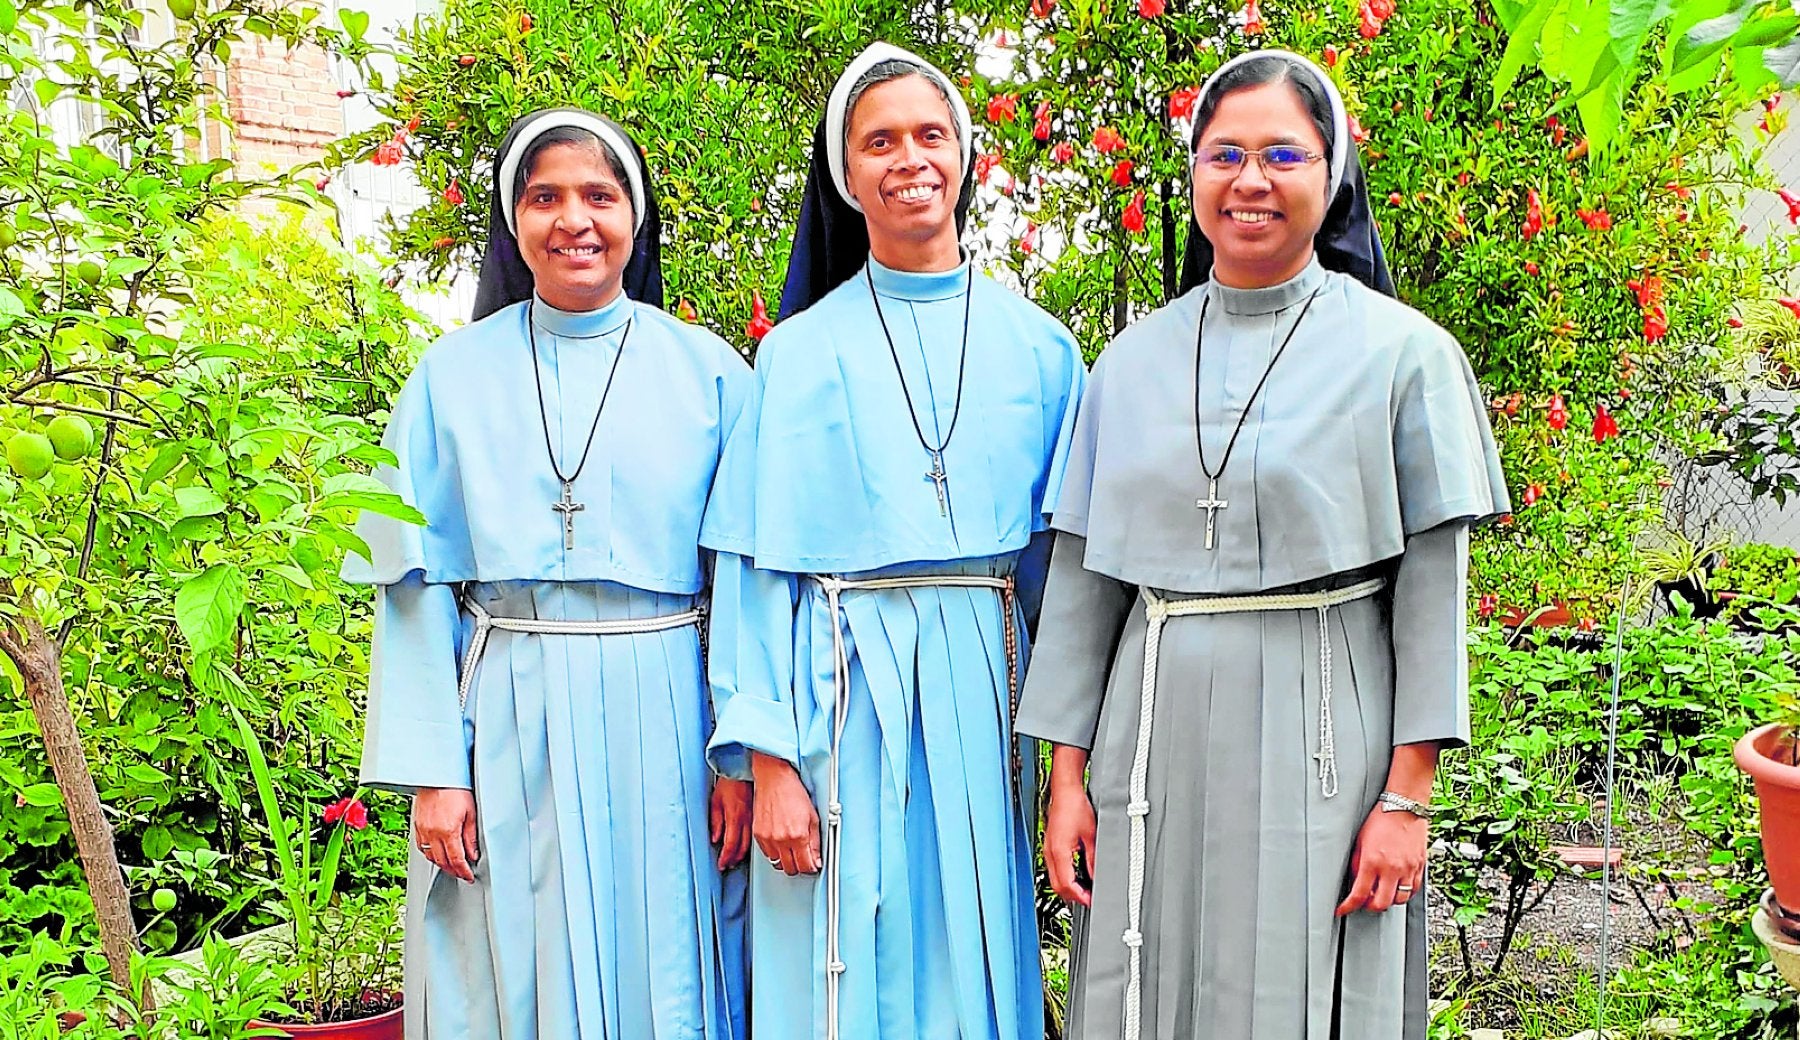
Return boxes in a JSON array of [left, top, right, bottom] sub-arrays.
[[866, 264, 974, 518], [1191, 283, 1321, 550], [527, 299, 632, 551]]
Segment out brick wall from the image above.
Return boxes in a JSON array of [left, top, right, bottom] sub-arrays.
[[224, 33, 344, 175]]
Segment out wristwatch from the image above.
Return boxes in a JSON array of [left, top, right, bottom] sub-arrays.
[[1377, 791, 1434, 820]]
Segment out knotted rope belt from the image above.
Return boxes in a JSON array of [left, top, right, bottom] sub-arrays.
[[455, 594, 703, 711], [1120, 577, 1385, 1040], [811, 572, 1019, 1040]]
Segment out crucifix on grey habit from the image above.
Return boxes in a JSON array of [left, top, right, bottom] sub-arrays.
[[1195, 478, 1228, 551], [926, 450, 950, 517], [552, 481, 585, 551]]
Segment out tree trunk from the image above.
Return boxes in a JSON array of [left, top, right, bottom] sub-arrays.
[[0, 607, 143, 1000]]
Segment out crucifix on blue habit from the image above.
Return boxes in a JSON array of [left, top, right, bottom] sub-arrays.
[[926, 450, 950, 517], [1195, 478, 1228, 551], [552, 481, 585, 551]]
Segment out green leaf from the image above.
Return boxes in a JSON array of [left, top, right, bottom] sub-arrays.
[[32, 78, 60, 109], [175, 564, 245, 655], [122, 764, 171, 785], [266, 563, 314, 590], [339, 8, 369, 41], [19, 784, 62, 808], [1671, 4, 1744, 76], [174, 486, 226, 518], [0, 287, 24, 325], [1494, 0, 1562, 102], [141, 824, 174, 860], [0, 0, 16, 35]]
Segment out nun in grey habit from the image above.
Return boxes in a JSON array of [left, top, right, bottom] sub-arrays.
[[1014, 49, 1508, 1040]]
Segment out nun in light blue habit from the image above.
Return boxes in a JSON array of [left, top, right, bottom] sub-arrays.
[[699, 42, 1085, 1040], [346, 107, 750, 1040]]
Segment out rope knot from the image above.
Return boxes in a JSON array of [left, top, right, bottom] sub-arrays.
[[1145, 599, 1169, 621], [829, 960, 847, 974], [1127, 800, 1151, 818], [1122, 929, 1144, 949], [826, 802, 843, 823]]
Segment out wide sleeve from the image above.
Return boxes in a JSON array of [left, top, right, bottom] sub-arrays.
[[1014, 532, 1135, 750], [1391, 330, 1510, 535], [1035, 325, 1088, 533], [1389, 522, 1472, 748], [359, 573, 471, 795], [342, 361, 470, 585], [1046, 353, 1105, 538], [706, 551, 802, 780]]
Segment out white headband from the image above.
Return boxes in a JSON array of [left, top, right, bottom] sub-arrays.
[[1192, 49, 1350, 202], [824, 42, 974, 213], [496, 111, 647, 237]]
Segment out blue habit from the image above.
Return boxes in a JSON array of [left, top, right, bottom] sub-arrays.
[[700, 256, 1085, 1040], [346, 290, 750, 1039]]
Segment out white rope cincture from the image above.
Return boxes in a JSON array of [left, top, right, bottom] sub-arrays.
[[455, 594, 703, 711], [810, 572, 1018, 1040], [1121, 577, 1385, 1040]]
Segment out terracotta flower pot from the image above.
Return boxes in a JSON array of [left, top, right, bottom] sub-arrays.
[[249, 1006, 403, 1039], [1736, 722, 1800, 914]]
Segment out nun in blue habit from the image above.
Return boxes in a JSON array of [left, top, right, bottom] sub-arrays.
[[699, 42, 1085, 1040], [345, 108, 751, 1040]]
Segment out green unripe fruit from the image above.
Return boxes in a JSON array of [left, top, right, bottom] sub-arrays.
[[0, 224, 16, 250], [151, 888, 177, 913], [6, 433, 54, 480], [76, 260, 103, 286], [46, 415, 93, 460], [166, 0, 196, 17]]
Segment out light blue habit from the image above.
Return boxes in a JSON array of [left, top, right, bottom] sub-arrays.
[[346, 290, 751, 1040], [700, 255, 1085, 1040]]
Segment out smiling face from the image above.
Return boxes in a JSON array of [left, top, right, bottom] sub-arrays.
[[843, 73, 964, 270], [513, 139, 635, 311], [1192, 80, 1331, 289]]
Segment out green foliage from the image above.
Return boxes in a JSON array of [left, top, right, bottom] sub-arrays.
[[1714, 541, 1800, 621]]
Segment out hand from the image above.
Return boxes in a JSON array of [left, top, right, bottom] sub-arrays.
[[1044, 786, 1097, 907], [414, 787, 479, 883], [710, 777, 753, 871], [1335, 804, 1428, 916], [750, 751, 821, 876]]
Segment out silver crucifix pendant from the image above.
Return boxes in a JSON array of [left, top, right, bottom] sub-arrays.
[[552, 481, 585, 551], [926, 451, 950, 517], [1195, 477, 1228, 550]]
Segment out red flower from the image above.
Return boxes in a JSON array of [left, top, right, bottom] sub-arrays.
[[1768, 93, 1784, 111], [1627, 275, 1663, 310], [746, 291, 774, 342], [431, 236, 455, 250], [1666, 181, 1691, 200], [1576, 208, 1612, 231], [314, 176, 331, 193], [1524, 261, 1540, 276], [975, 152, 1001, 185], [1592, 403, 1620, 444], [1781, 188, 1800, 225], [1244, 0, 1266, 34], [323, 797, 369, 831], [335, 89, 358, 99], [443, 179, 465, 207], [1050, 141, 1075, 164], [372, 134, 406, 167], [1031, 0, 1055, 17], [1347, 113, 1368, 144], [1520, 188, 1544, 240], [1369, 0, 1395, 16], [519, 11, 533, 32], [1093, 126, 1126, 154], [1546, 392, 1568, 431], [677, 299, 699, 322], [987, 94, 1019, 124], [1019, 221, 1038, 255], [1643, 305, 1668, 343], [1138, 0, 1165, 15], [1387, 192, 1403, 206], [1169, 86, 1201, 121], [1761, 116, 1774, 135], [1358, 1, 1383, 37], [1477, 594, 1497, 619], [1522, 483, 1545, 507], [1728, 316, 1745, 329], [1110, 159, 1134, 187], [456, 53, 478, 67], [1323, 45, 1340, 67], [1122, 190, 1148, 234], [1780, 298, 1800, 320], [1033, 100, 1053, 141]]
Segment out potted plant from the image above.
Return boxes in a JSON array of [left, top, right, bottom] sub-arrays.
[[1739, 719, 1800, 929], [232, 709, 403, 1039], [1710, 541, 1800, 631], [1641, 530, 1732, 619]]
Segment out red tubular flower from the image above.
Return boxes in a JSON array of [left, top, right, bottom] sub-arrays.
[[1477, 594, 1497, 619], [1050, 141, 1074, 164], [1122, 190, 1148, 234], [1728, 316, 1745, 329], [443, 179, 465, 207], [1169, 86, 1201, 121], [1033, 100, 1052, 141], [1524, 261, 1540, 276], [1520, 188, 1544, 240], [1643, 305, 1669, 343], [1019, 222, 1038, 255], [1369, 0, 1395, 16], [1244, 0, 1266, 34], [1546, 393, 1568, 431], [746, 291, 774, 342], [1781, 189, 1800, 225], [975, 152, 1001, 184], [1592, 403, 1620, 444], [1358, 1, 1382, 37], [323, 797, 369, 831], [1522, 483, 1545, 507], [1323, 45, 1340, 67], [1769, 93, 1784, 111], [431, 236, 455, 250], [314, 176, 331, 192], [1093, 126, 1126, 154], [1576, 208, 1612, 231], [1110, 159, 1134, 187], [1780, 298, 1800, 320], [519, 11, 533, 32], [1031, 0, 1055, 17], [372, 134, 405, 167], [1138, 0, 1165, 16], [987, 94, 1018, 124]]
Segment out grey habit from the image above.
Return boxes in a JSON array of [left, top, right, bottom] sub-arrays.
[[1015, 256, 1508, 1040]]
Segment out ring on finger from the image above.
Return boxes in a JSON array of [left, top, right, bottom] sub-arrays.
[[1396, 884, 1414, 893]]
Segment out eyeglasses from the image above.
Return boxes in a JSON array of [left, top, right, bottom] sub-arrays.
[[1195, 144, 1324, 175]]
